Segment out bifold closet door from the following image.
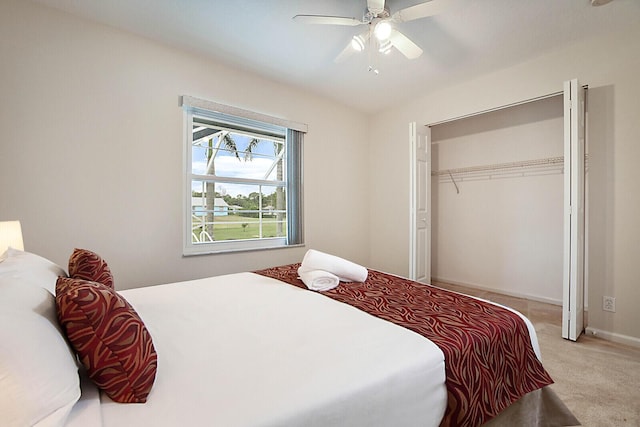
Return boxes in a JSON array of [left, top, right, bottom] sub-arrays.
[[409, 122, 431, 283], [562, 78, 586, 341]]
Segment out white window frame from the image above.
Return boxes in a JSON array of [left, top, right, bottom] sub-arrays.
[[180, 96, 306, 255]]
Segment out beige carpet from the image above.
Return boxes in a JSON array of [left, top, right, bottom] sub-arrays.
[[432, 281, 640, 427], [536, 322, 640, 426]]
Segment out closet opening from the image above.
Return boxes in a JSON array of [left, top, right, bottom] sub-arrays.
[[430, 94, 566, 313]]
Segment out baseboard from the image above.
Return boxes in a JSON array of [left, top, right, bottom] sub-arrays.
[[585, 327, 640, 349], [431, 276, 563, 306]]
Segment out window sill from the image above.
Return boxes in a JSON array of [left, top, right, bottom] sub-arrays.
[[182, 242, 305, 257]]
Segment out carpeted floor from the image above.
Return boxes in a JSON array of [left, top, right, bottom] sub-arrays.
[[432, 281, 640, 427], [536, 322, 640, 426]]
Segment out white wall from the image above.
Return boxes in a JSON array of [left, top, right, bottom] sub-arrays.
[[0, 0, 370, 289], [431, 96, 565, 304], [369, 25, 640, 344]]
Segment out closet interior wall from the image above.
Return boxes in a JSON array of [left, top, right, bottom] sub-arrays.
[[431, 95, 565, 304]]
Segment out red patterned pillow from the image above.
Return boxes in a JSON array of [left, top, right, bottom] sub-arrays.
[[68, 248, 114, 289], [55, 277, 157, 403]]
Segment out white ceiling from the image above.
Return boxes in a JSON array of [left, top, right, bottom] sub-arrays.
[[32, 0, 640, 113]]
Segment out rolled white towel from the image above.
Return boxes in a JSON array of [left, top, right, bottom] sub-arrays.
[[301, 249, 368, 283], [297, 266, 340, 291]]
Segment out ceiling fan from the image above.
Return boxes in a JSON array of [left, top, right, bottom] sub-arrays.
[[293, 0, 450, 64]]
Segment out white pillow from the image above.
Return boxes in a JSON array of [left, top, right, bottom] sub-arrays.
[[0, 248, 67, 295], [0, 277, 81, 427]]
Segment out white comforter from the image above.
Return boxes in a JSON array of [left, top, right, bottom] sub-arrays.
[[66, 272, 447, 427]]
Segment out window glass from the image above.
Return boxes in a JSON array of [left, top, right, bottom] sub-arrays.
[[184, 107, 302, 254]]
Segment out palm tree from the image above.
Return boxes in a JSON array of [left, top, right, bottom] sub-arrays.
[[202, 133, 259, 240]]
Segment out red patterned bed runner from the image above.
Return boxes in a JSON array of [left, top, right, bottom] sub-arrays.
[[255, 264, 553, 427]]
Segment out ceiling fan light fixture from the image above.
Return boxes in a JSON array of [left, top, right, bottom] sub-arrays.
[[351, 34, 366, 52], [294, 0, 441, 65], [374, 20, 392, 41]]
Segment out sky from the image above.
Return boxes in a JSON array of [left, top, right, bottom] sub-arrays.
[[191, 130, 284, 197]]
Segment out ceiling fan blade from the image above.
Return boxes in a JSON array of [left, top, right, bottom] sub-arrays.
[[293, 15, 363, 26], [389, 29, 423, 59], [367, 0, 386, 15], [392, 0, 450, 23], [334, 43, 355, 63], [334, 30, 370, 63]]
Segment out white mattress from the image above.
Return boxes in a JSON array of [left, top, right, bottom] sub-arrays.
[[67, 272, 447, 427]]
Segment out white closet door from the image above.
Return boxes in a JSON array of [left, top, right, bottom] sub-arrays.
[[409, 122, 431, 283], [562, 79, 586, 341]]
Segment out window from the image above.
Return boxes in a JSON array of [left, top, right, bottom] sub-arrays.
[[181, 96, 305, 255]]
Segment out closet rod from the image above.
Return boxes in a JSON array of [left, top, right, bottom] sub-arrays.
[[433, 156, 564, 177], [433, 154, 589, 179]]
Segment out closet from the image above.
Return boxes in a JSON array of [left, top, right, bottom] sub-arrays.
[[430, 95, 565, 304]]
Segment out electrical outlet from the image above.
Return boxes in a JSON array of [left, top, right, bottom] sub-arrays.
[[603, 296, 616, 312]]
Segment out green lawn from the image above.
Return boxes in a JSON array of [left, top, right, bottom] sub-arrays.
[[192, 214, 286, 242]]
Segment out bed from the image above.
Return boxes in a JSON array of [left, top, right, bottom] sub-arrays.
[[0, 248, 578, 427]]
